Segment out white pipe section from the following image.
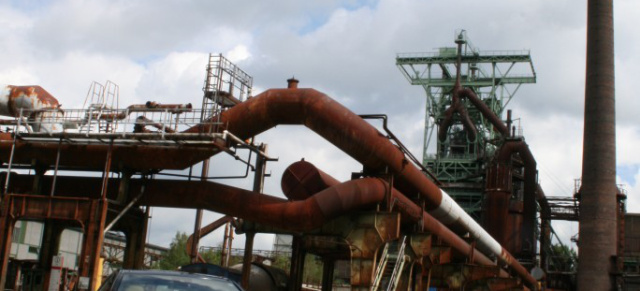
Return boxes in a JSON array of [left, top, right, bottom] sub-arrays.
[[429, 190, 502, 258]]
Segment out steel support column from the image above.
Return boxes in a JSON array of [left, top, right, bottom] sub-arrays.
[[40, 222, 65, 290], [288, 236, 306, 291], [321, 258, 335, 291], [78, 199, 108, 290], [241, 231, 255, 289], [0, 201, 15, 290]]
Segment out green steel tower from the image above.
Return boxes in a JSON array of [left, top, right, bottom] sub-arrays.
[[396, 30, 536, 219]]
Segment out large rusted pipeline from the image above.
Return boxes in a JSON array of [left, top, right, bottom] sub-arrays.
[[437, 40, 509, 141], [140, 173, 503, 274], [458, 88, 509, 136], [437, 90, 478, 144], [138, 177, 387, 231], [487, 141, 538, 258], [184, 86, 508, 259], [281, 160, 536, 286], [0, 170, 535, 286]]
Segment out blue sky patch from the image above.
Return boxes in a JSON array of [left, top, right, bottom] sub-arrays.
[[618, 164, 640, 186]]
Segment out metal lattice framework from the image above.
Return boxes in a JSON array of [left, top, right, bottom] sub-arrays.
[[396, 30, 536, 217]]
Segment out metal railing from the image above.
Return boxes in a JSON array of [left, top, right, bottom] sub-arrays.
[[1, 107, 224, 141], [397, 49, 531, 59]]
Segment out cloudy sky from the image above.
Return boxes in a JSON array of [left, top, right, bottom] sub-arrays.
[[1, 0, 638, 252]]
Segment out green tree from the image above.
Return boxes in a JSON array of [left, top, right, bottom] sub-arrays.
[[549, 244, 578, 272], [155, 232, 190, 270], [302, 254, 323, 287], [200, 248, 221, 264]]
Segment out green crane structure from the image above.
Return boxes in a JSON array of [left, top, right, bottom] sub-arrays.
[[396, 30, 536, 219]]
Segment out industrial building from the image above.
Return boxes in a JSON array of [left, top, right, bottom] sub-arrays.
[[0, 0, 631, 290]]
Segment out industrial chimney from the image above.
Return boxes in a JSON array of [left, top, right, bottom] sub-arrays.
[[577, 0, 617, 290]]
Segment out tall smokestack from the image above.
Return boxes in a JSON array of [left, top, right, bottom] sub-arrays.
[[578, 0, 617, 290]]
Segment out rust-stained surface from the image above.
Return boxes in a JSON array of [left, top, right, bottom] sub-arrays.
[[281, 160, 341, 201], [186, 87, 445, 211], [0, 85, 60, 117], [279, 160, 537, 286], [0, 132, 223, 170], [0, 79, 545, 289]]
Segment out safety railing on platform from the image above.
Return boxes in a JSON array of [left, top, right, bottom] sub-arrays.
[[0, 106, 226, 144]]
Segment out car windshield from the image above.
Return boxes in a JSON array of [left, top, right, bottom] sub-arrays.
[[118, 273, 240, 291]]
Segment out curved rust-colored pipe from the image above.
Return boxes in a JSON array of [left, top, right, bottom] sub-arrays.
[[139, 177, 387, 232], [185, 87, 445, 207], [437, 91, 478, 144], [437, 40, 508, 148], [458, 88, 509, 136], [489, 140, 537, 260], [184, 86, 513, 268], [186, 215, 233, 263], [281, 160, 536, 286]]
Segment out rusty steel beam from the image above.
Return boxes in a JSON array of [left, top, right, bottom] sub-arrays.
[[578, 0, 617, 289], [0, 132, 221, 170], [186, 215, 233, 262]]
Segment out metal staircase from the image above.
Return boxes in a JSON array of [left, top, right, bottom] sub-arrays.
[[372, 236, 408, 291], [200, 53, 253, 126]]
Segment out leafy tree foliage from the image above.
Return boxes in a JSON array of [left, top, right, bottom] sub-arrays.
[[549, 244, 578, 272], [155, 232, 190, 270], [154, 231, 233, 270]]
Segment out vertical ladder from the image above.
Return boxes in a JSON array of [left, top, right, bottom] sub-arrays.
[[372, 236, 408, 291], [82, 81, 119, 133], [201, 53, 223, 125], [199, 53, 253, 132]]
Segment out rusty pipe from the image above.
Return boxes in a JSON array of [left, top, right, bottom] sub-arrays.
[[281, 160, 341, 201], [493, 140, 538, 260], [437, 92, 478, 144], [138, 177, 388, 232], [281, 160, 537, 286], [458, 88, 509, 136], [92, 102, 193, 121], [1, 172, 535, 286], [184, 87, 506, 260]]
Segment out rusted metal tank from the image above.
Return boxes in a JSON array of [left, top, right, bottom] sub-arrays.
[[0, 85, 63, 132]]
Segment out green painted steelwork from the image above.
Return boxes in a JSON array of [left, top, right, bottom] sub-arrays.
[[396, 30, 536, 216]]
